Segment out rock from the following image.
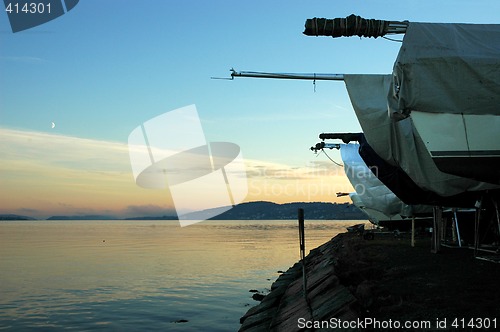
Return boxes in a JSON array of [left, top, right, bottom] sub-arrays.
[[252, 293, 265, 301]]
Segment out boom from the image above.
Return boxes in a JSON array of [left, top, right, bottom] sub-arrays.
[[229, 69, 345, 81]]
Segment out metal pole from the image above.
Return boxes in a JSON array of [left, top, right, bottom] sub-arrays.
[[298, 208, 307, 299], [431, 206, 442, 253], [453, 209, 462, 248], [474, 198, 482, 257], [493, 199, 500, 250], [230, 69, 345, 81]]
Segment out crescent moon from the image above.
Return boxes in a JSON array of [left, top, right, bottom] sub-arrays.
[[51, 122, 56, 129]]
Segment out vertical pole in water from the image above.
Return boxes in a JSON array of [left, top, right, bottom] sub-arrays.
[[411, 215, 415, 247], [298, 208, 307, 299]]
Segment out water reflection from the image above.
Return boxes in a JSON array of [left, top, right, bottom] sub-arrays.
[[0, 220, 366, 331]]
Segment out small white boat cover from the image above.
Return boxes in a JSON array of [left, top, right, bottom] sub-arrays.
[[349, 193, 396, 225], [391, 22, 500, 117], [340, 143, 427, 218]]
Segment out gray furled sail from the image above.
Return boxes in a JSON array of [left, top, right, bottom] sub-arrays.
[[303, 14, 408, 39]]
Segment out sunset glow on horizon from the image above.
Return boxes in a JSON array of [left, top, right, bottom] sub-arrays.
[[0, 128, 352, 219]]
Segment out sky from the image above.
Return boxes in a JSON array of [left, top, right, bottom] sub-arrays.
[[1, 0, 498, 219]]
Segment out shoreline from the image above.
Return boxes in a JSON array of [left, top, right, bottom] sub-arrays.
[[239, 231, 500, 331]]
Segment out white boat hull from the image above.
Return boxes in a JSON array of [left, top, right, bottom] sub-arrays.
[[411, 111, 500, 184]]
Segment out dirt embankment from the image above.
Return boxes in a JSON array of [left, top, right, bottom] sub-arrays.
[[240, 232, 500, 331], [335, 233, 500, 323]]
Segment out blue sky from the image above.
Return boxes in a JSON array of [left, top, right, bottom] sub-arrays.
[[1, 0, 498, 218]]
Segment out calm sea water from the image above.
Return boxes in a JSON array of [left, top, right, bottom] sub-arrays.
[[0, 220, 366, 331]]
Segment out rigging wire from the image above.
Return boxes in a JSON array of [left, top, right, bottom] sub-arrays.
[[382, 36, 403, 42], [320, 148, 343, 167]]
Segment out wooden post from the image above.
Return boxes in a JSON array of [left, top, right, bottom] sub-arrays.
[[411, 215, 415, 247], [298, 208, 307, 298]]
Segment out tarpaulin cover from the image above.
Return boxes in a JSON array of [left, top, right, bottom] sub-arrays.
[[357, 133, 480, 208], [392, 23, 500, 116], [349, 193, 396, 225], [340, 143, 417, 218], [343, 74, 500, 199]]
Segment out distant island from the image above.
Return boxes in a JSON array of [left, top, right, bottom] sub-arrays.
[[184, 201, 367, 220], [1, 201, 367, 221], [47, 215, 117, 220], [0, 214, 36, 221], [125, 216, 178, 220]]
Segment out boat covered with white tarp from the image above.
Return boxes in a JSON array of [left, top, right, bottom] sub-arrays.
[[339, 143, 432, 226]]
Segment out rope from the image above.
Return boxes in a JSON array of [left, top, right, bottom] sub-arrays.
[[321, 149, 343, 167], [382, 36, 403, 42]]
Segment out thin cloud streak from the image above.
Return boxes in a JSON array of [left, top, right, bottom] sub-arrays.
[[0, 56, 47, 64], [0, 128, 351, 218]]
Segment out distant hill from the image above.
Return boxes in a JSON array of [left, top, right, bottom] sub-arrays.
[[42, 201, 367, 221], [184, 201, 367, 220], [47, 215, 117, 220], [125, 216, 178, 220], [0, 214, 36, 221]]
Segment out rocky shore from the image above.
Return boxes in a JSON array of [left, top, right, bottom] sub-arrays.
[[239, 232, 500, 331]]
